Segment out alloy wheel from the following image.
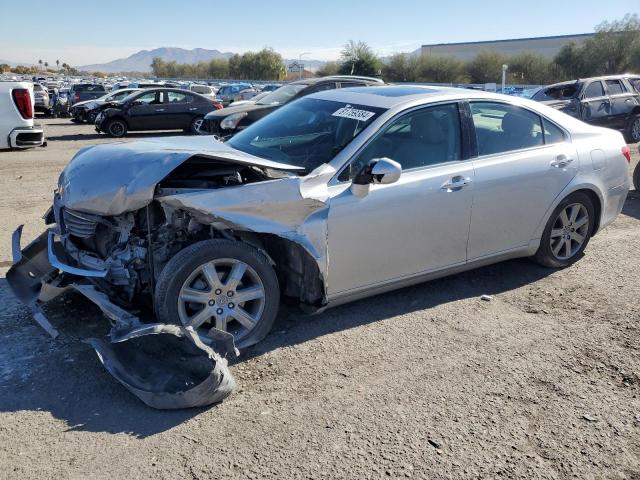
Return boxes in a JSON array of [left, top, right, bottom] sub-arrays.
[[109, 121, 124, 136], [177, 258, 266, 341], [192, 118, 204, 134], [632, 118, 640, 143], [549, 203, 589, 260]]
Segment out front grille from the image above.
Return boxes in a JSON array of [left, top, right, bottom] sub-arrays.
[[63, 208, 100, 238]]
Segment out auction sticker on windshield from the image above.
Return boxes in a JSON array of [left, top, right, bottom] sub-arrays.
[[332, 105, 376, 122]]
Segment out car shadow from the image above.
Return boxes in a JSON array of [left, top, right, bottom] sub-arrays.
[[45, 131, 193, 142], [0, 254, 554, 437], [621, 190, 640, 221]]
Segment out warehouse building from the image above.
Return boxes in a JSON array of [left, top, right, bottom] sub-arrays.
[[421, 33, 593, 61]]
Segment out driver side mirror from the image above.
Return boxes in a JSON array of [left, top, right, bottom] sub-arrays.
[[350, 157, 402, 198], [131, 100, 143, 106]]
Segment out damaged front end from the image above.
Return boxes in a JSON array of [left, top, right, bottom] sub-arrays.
[[7, 135, 331, 408]]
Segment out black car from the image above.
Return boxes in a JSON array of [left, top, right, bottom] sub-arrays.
[[532, 74, 640, 143], [95, 88, 222, 137], [201, 75, 384, 137], [70, 88, 141, 123]]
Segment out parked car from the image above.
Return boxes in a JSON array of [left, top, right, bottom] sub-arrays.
[[188, 84, 220, 103], [215, 83, 256, 106], [0, 81, 44, 149], [70, 87, 141, 123], [8, 86, 630, 357], [634, 145, 640, 191], [201, 75, 384, 137], [68, 83, 107, 106], [532, 75, 640, 143], [33, 83, 50, 113], [260, 84, 281, 93], [94, 88, 222, 137]]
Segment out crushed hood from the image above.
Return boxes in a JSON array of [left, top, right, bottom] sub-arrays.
[[57, 136, 303, 216]]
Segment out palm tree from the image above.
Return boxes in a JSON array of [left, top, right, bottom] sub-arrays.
[[38, 59, 43, 71], [56, 59, 60, 71], [44, 62, 49, 71]]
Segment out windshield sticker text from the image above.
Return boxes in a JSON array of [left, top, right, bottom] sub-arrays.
[[332, 105, 376, 122]]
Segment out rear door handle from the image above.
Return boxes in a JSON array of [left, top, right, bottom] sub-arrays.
[[155, 108, 165, 112], [441, 176, 472, 191], [189, 107, 198, 111], [550, 155, 574, 168]]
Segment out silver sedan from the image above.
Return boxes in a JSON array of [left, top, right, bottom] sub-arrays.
[[9, 85, 631, 349]]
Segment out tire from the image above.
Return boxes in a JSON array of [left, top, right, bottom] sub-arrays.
[[533, 191, 595, 268], [86, 111, 97, 124], [105, 118, 127, 138], [633, 161, 640, 192], [625, 115, 640, 144], [187, 116, 204, 134], [154, 239, 280, 349]]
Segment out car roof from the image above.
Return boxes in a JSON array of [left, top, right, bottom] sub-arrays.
[[291, 75, 384, 86], [545, 74, 640, 89], [309, 85, 470, 108]]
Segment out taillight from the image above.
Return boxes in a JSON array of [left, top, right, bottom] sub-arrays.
[[12, 89, 33, 119], [213, 102, 223, 109], [622, 145, 631, 163], [75, 93, 80, 102]]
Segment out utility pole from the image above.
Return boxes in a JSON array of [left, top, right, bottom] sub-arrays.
[[299, 52, 310, 80], [501, 64, 508, 93]]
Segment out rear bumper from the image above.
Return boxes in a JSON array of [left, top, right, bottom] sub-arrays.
[[8, 125, 44, 148]]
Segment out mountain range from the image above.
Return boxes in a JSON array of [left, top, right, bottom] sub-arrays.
[[77, 47, 328, 73]]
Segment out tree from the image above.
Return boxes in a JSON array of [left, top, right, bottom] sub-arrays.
[[466, 51, 508, 84], [508, 53, 553, 84], [338, 40, 381, 77], [56, 59, 60, 71], [0, 63, 9, 73], [382, 53, 420, 82], [44, 61, 49, 70], [418, 55, 468, 83], [38, 59, 42, 71], [316, 61, 340, 77]]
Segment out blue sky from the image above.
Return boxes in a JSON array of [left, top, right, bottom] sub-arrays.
[[0, 0, 636, 65]]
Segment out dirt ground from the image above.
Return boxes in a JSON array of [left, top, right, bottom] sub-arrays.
[[0, 118, 639, 480]]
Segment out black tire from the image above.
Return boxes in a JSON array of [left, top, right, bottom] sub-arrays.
[[625, 115, 640, 144], [187, 116, 204, 134], [633, 161, 640, 192], [86, 111, 97, 124], [105, 118, 127, 138], [533, 191, 595, 268], [154, 239, 280, 349]]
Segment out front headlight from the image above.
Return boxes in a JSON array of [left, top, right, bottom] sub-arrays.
[[220, 111, 248, 130]]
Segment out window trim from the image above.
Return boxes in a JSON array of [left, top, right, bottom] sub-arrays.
[[604, 79, 627, 96], [581, 80, 606, 100], [331, 100, 469, 184], [466, 100, 568, 159]]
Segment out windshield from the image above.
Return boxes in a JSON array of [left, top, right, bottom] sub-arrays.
[[257, 84, 307, 105], [228, 97, 386, 172], [532, 84, 578, 101]]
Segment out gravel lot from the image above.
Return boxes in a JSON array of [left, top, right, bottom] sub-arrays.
[[0, 118, 639, 480]]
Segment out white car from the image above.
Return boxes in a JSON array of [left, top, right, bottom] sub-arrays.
[[0, 81, 44, 149], [189, 84, 218, 101]]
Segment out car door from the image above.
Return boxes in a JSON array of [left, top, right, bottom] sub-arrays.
[[467, 101, 578, 260], [327, 102, 474, 295], [164, 90, 196, 129], [604, 79, 636, 129], [126, 90, 166, 130], [580, 80, 610, 126]]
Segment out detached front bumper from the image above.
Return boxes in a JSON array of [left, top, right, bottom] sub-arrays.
[[7, 225, 238, 409]]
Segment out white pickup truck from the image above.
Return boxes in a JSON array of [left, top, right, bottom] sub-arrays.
[[0, 81, 44, 149]]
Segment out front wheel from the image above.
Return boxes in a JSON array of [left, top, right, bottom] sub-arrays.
[[105, 118, 127, 137], [154, 239, 280, 349], [633, 161, 640, 192], [533, 192, 595, 268]]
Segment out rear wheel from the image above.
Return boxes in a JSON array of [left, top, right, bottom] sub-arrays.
[[625, 115, 640, 144], [188, 116, 204, 134], [633, 161, 640, 191], [105, 118, 127, 137], [155, 239, 280, 349], [533, 192, 595, 268]]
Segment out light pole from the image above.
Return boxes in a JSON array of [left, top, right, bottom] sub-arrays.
[[501, 64, 508, 93], [299, 52, 310, 80]]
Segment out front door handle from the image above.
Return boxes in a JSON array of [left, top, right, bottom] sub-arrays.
[[155, 108, 165, 112], [189, 107, 198, 111], [441, 176, 472, 191], [550, 155, 574, 168]]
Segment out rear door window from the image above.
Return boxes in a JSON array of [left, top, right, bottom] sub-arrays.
[[542, 119, 565, 144], [167, 91, 191, 103], [583, 81, 605, 99], [605, 79, 626, 95], [470, 102, 544, 155]]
